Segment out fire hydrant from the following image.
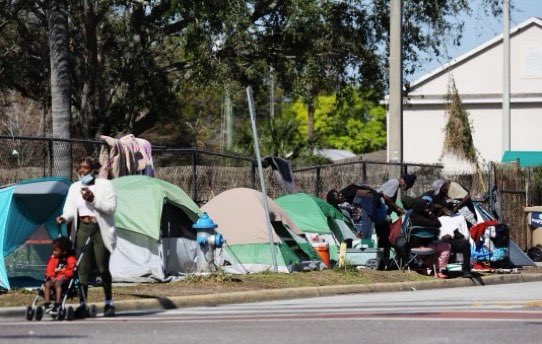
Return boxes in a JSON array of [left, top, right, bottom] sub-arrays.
[[192, 212, 224, 272]]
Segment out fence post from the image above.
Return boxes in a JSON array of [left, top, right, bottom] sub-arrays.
[[315, 166, 321, 196], [191, 149, 197, 201], [251, 161, 256, 189], [48, 138, 53, 177], [361, 162, 367, 184]]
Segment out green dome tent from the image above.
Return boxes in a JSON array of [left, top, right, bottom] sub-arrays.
[[0, 177, 70, 290], [110, 176, 202, 282], [275, 193, 356, 264], [201, 188, 324, 273]]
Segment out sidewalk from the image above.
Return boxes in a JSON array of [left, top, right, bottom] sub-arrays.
[[3, 272, 542, 319]]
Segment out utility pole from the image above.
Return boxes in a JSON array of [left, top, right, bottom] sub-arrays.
[[270, 67, 275, 118], [225, 86, 233, 150], [388, 0, 403, 163], [502, 0, 511, 153]]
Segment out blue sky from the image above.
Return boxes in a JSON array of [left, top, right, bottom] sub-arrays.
[[408, 0, 542, 82]]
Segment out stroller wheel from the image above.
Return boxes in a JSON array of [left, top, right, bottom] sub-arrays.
[[35, 306, 44, 321], [66, 306, 75, 321], [25, 306, 35, 321], [88, 304, 98, 318], [57, 307, 66, 321]]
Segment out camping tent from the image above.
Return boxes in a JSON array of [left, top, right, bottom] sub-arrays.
[[201, 188, 324, 274], [275, 193, 356, 264], [0, 177, 70, 290], [473, 202, 535, 266], [109, 176, 202, 282]]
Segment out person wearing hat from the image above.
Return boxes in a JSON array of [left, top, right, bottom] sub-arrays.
[[378, 173, 417, 215]]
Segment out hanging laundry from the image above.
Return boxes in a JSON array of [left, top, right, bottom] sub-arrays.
[[261, 156, 295, 194], [99, 134, 155, 178]]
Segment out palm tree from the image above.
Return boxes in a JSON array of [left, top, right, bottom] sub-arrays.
[[48, 0, 72, 178]]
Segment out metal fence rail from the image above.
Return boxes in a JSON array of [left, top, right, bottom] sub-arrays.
[[1, 135, 540, 249], [0, 135, 442, 202]]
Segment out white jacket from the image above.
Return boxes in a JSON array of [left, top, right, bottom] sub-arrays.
[[61, 178, 117, 252]]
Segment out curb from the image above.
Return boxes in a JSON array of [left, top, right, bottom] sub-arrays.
[[3, 273, 542, 318]]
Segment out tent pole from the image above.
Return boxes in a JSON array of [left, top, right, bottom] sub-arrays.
[[246, 86, 278, 272]]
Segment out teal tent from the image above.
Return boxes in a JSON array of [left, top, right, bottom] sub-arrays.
[[502, 151, 542, 167], [0, 177, 70, 290], [275, 193, 356, 264]]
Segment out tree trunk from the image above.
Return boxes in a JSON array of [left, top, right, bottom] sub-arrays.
[[307, 98, 315, 138], [48, 0, 72, 178], [81, 0, 99, 139]]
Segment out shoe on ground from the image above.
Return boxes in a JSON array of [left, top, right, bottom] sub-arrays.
[[74, 305, 89, 319], [104, 304, 115, 317]]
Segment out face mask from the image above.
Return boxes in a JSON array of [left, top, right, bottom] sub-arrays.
[[79, 173, 94, 186]]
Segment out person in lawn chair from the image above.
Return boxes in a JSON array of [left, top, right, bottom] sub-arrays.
[[400, 196, 452, 279], [402, 194, 473, 278]]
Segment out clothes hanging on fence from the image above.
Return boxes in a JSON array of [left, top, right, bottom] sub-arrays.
[[99, 134, 155, 179], [261, 156, 295, 194]]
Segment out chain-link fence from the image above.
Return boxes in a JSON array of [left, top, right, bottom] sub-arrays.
[[2, 135, 540, 250], [291, 160, 443, 199], [0, 135, 258, 203], [1, 135, 443, 201]]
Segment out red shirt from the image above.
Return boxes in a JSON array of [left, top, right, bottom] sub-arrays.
[[45, 255, 77, 280]]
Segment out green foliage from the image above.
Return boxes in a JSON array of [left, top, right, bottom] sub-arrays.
[[0, 0, 504, 144], [234, 116, 317, 161], [282, 87, 387, 154]]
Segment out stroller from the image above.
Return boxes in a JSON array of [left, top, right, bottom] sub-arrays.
[[25, 231, 98, 321]]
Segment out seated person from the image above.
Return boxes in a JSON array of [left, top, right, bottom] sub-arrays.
[[405, 193, 473, 278], [43, 237, 77, 314], [401, 195, 451, 279]]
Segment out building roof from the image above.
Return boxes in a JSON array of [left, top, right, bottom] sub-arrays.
[[411, 17, 542, 90], [502, 151, 542, 167]]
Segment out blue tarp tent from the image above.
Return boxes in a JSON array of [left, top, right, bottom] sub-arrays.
[[0, 177, 70, 290]]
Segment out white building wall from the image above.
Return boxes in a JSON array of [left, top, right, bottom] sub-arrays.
[[412, 24, 542, 97], [397, 20, 542, 165], [403, 104, 542, 164]]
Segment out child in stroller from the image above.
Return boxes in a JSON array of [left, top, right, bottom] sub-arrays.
[[26, 234, 98, 321], [43, 237, 76, 315]]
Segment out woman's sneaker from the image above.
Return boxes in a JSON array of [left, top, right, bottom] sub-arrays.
[[104, 304, 115, 317]]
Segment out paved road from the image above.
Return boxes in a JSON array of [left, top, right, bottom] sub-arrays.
[[2, 281, 542, 344]]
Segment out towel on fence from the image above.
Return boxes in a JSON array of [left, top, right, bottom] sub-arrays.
[[99, 134, 155, 178], [262, 156, 295, 194]]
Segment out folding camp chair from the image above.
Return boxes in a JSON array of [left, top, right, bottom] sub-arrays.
[[403, 226, 440, 276]]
